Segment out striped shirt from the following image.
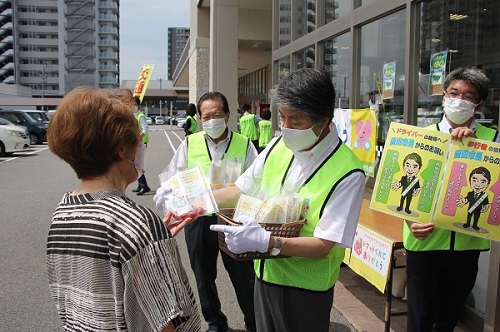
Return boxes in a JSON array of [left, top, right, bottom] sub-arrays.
[[46, 189, 200, 332]]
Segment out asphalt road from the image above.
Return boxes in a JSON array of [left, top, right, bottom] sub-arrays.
[[0, 125, 357, 332]]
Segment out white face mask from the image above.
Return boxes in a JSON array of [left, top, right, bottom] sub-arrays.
[[443, 97, 477, 125], [281, 125, 321, 152], [203, 118, 227, 139], [126, 143, 146, 181]]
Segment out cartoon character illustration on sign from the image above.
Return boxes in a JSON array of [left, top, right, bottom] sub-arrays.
[[456, 166, 491, 231], [353, 119, 372, 150], [391, 152, 422, 214]]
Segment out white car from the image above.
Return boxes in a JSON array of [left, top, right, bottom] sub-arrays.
[[0, 117, 30, 156], [145, 116, 153, 125], [155, 116, 166, 125], [176, 117, 187, 128]]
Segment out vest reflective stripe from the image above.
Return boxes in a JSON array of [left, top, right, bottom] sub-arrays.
[[240, 114, 259, 140], [186, 131, 249, 174], [403, 124, 492, 252], [255, 138, 364, 291], [136, 112, 148, 143], [186, 115, 198, 134], [258, 120, 272, 147]]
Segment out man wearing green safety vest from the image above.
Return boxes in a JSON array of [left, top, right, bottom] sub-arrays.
[[132, 97, 151, 195], [404, 67, 500, 332], [239, 104, 260, 150], [258, 109, 272, 153], [210, 68, 366, 332], [183, 103, 198, 136], [155, 92, 258, 332]]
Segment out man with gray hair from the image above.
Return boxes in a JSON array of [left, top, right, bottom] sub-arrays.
[[210, 68, 366, 332]]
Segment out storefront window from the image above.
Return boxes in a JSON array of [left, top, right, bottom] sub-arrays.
[[360, 10, 406, 143], [419, 0, 500, 129], [295, 0, 316, 39], [278, 0, 292, 47], [324, 0, 351, 24], [322, 33, 351, 108], [295, 45, 315, 70], [419, 0, 500, 316]]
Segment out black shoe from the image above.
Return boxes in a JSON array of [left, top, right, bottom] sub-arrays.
[[206, 326, 229, 332], [136, 187, 151, 196], [132, 187, 141, 192], [463, 223, 470, 228], [405, 208, 411, 214], [396, 206, 403, 211], [473, 225, 480, 230]]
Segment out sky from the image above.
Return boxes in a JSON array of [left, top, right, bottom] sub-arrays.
[[119, 0, 190, 82]]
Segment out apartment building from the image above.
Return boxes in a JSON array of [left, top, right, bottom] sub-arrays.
[[167, 27, 189, 81], [0, 0, 119, 98]]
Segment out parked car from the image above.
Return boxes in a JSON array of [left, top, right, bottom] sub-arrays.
[[145, 116, 153, 125], [0, 116, 30, 156], [171, 111, 186, 125], [155, 116, 166, 125], [24, 110, 51, 124], [0, 110, 47, 145], [177, 117, 187, 128]]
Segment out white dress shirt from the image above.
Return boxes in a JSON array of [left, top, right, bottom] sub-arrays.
[[166, 130, 259, 179]]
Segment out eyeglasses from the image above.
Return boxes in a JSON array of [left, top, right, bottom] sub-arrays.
[[445, 90, 480, 104]]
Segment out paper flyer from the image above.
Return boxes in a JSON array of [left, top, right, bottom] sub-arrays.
[[429, 51, 448, 96], [371, 123, 449, 224], [371, 122, 500, 241], [161, 167, 218, 217], [382, 61, 396, 100], [433, 137, 500, 240]]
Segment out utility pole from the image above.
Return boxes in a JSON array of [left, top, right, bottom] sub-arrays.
[[40, 62, 52, 110], [157, 78, 163, 117]]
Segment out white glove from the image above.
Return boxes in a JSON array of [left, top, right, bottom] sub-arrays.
[[153, 184, 172, 210], [210, 215, 271, 254]]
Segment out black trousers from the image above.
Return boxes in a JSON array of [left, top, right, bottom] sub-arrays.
[[184, 215, 256, 331], [137, 173, 148, 189], [406, 250, 480, 332], [136, 143, 149, 190], [254, 278, 334, 332]]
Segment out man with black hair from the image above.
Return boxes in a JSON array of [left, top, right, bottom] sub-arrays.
[[239, 104, 260, 150]]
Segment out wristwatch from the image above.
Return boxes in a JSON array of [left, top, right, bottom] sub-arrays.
[[270, 237, 282, 256]]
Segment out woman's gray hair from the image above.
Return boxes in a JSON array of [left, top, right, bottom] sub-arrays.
[[269, 68, 336, 123]]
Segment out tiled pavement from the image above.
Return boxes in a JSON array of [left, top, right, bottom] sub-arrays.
[[334, 265, 472, 332]]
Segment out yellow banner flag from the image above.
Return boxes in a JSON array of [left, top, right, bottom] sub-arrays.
[[133, 64, 154, 103]]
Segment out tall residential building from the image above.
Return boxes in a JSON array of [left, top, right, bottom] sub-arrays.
[[167, 27, 189, 81], [0, 0, 119, 98]]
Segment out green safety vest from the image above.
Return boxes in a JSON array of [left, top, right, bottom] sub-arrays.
[[255, 137, 364, 291], [403, 123, 497, 252], [136, 111, 148, 143], [258, 120, 272, 148], [186, 131, 250, 173], [239, 114, 259, 141], [186, 115, 198, 134]]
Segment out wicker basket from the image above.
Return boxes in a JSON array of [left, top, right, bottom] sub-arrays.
[[216, 208, 305, 261]]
